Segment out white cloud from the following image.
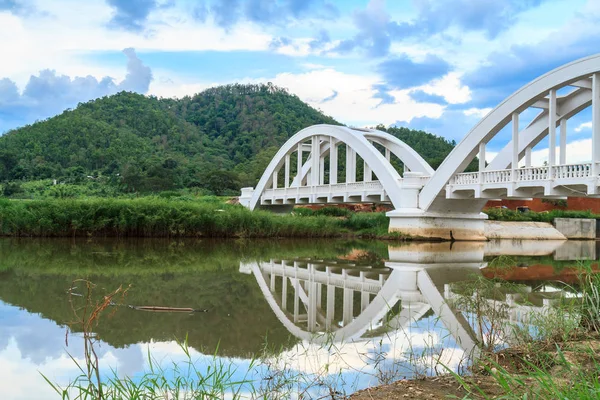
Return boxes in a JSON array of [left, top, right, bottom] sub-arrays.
[[419, 73, 472, 104], [464, 107, 492, 118], [526, 138, 593, 166], [150, 76, 211, 99], [266, 69, 445, 127], [484, 139, 594, 167], [0, 0, 272, 85], [574, 121, 592, 132], [301, 63, 331, 70]]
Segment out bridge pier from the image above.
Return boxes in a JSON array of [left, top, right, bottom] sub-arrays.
[[387, 210, 488, 241]]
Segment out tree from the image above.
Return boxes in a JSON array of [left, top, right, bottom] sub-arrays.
[[197, 169, 240, 196]]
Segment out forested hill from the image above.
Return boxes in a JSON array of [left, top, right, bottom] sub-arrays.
[[0, 83, 468, 194]]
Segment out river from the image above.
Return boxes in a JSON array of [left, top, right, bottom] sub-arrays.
[[0, 238, 594, 399]]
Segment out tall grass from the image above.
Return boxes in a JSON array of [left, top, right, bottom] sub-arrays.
[[485, 207, 600, 222], [447, 261, 600, 399], [0, 198, 394, 238]]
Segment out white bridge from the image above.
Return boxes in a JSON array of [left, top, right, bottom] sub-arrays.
[[241, 54, 600, 240]]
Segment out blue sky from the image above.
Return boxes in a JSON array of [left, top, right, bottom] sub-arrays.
[[0, 0, 599, 159]]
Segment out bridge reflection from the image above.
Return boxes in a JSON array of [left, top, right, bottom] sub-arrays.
[[242, 240, 590, 360]]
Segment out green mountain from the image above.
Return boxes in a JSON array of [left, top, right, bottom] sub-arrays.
[[0, 83, 471, 195]]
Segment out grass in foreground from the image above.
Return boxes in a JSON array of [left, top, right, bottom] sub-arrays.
[[443, 263, 600, 399]]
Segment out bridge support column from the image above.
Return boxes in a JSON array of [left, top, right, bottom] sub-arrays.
[[387, 210, 487, 241], [330, 138, 338, 184], [387, 172, 487, 241], [593, 73, 600, 177], [239, 187, 254, 208], [346, 145, 356, 183]]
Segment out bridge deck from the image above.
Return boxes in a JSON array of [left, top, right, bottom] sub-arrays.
[[448, 162, 600, 199], [261, 181, 392, 205], [260, 176, 431, 205], [260, 162, 600, 206]]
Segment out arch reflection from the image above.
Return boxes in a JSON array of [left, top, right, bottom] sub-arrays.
[[243, 239, 590, 359]]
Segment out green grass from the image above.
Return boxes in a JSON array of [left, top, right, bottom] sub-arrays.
[[0, 198, 397, 238], [484, 207, 600, 222], [447, 261, 600, 399]]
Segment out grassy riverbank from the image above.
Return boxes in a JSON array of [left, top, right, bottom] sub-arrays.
[[485, 207, 600, 222], [353, 265, 600, 399], [0, 197, 401, 238], [3, 195, 599, 239]]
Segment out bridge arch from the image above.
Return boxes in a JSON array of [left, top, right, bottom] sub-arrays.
[[420, 54, 600, 212], [246, 125, 430, 211], [291, 128, 434, 185], [363, 129, 434, 175]]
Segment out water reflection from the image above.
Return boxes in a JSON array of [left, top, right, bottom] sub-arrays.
[[0, 238, 595, 398], [244, 239, 592, 380]]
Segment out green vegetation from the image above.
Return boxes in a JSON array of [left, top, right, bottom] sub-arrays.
[[445, 264, 600, 399], [484, 207, 600, 222], [0, 198, 398, 238], [0, 84, 473, 198]]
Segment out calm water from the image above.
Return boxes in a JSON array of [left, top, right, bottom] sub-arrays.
[[0, 238, 594, 399]]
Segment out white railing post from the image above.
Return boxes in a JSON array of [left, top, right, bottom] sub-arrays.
[[549, 89, 557, 180]]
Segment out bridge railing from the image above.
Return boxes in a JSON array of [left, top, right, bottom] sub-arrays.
[[553, 163, 592, 179], [482, 169, 512, 184], [517, 166, 549, 181], [450, 162, 594, 186], [452, 172, 479, 185], [261, 180, 387, 198]]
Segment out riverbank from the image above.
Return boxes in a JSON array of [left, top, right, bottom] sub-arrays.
[[352, 263, 600, 399], [0, 198, 405, 239], [351, 336, 600, 399], [1, 197, 598, 240]]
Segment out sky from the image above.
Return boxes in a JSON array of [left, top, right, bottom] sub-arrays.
[[1, 0, 600, 160]]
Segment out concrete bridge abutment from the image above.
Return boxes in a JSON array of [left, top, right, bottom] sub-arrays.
[[387, 210, 488, 241]]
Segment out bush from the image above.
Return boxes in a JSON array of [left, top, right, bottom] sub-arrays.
[[313, 206, 352, 217], [484, 208, 599, 222], [2, 182, 23, 197]]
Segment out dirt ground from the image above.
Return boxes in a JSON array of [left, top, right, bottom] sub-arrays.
[[350, 375, 503, 400], [350, 338, 600, 400]]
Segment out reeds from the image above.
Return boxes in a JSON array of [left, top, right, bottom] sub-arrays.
[[0, 198, 393, 238]]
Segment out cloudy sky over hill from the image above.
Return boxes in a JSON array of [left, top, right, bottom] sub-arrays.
[[1, 0, 599, 161]]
